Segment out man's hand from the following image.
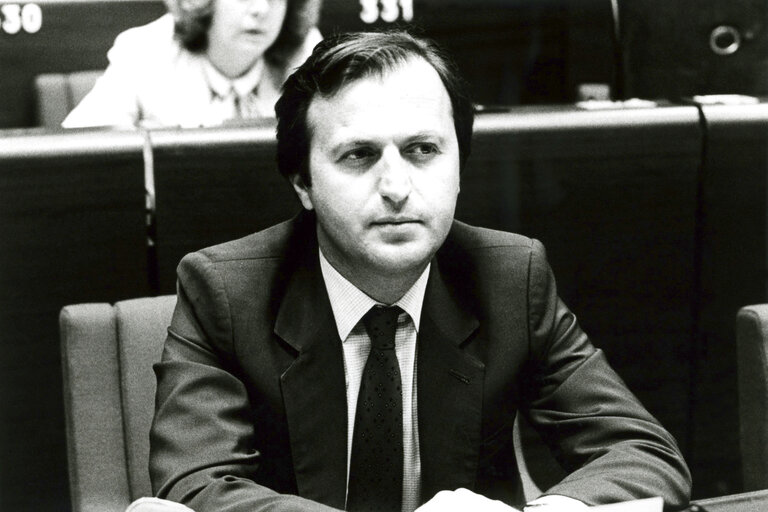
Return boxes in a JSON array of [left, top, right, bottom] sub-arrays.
[[415, 488, 521, 512]]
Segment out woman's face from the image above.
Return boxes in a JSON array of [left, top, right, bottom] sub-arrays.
[[206, 0, 288, 77]]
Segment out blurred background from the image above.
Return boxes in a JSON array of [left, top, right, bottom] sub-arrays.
[[2, 0, 768, 510]]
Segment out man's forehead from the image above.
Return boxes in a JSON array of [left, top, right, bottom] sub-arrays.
[[305, 57, 453, 138], [322, 56, 438, 96]]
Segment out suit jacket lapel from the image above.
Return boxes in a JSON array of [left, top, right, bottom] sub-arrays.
[[274, 237, 348, 510], [418, 261, 484, 502], [271, 214, 485, 507]]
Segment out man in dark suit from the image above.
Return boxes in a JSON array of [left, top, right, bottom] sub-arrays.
[[149, 31, 691, 512]]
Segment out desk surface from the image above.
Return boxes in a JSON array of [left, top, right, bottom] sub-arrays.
[[695, 490, 768, 512]]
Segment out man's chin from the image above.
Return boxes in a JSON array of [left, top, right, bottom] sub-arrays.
[[368, 245, 434, 275]]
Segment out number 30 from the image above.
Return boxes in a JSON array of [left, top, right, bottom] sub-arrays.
[[359, 0, 414, 24], [1, 3, 43, 34]]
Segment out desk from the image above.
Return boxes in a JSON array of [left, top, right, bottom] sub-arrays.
[[150, 123, 300, 294], [462, 104, 704, 490], [0, 127, 150, 511], [695, 490, 768, 512], [687, 102, 768, 495]]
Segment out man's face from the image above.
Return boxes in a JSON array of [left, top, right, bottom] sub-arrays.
[[292, 57, 461, 283]]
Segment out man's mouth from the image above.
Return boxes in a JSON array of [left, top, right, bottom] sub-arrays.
[[372, 218, 420, 226]]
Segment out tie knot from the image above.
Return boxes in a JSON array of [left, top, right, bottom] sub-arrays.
[[362, 306, 401, 350]]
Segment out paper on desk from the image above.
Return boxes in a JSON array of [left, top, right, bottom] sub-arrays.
[[591, 497, 663, 512]]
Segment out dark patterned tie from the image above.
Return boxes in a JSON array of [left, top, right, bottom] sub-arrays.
[[347, 306, 403, 512]]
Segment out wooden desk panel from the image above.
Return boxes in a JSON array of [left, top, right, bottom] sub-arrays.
[[690, 103, 768, 497], [0, 128, 150, 512], [150, 124, 301, 295], [461, 105, 703, 491]]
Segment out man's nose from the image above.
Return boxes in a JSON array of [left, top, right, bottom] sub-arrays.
[[377, 149, 412, 207]]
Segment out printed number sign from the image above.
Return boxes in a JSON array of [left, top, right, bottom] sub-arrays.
[[359, 0, 414, 23], [1, 3, 42, 34]]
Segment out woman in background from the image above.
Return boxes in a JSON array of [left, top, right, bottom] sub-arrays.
[[63, 0, 322, 128]]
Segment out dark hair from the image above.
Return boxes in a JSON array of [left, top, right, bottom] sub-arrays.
[[166, 0, 321, 64], [275, 30, 474, 185]]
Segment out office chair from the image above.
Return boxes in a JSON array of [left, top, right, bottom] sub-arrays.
[[34, 70, 102, 128], [59, 296, 191, 512], [736, 304, 768, 491]]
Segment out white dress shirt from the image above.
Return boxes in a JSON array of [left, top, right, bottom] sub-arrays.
[[203, 57, 270, 120], [319, 250, 429, 512]]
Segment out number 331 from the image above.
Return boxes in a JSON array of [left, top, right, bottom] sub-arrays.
[[360, 0, 413, 23]]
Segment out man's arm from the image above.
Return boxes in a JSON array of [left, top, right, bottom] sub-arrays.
[[149, 252, 341, 512], [521, 239, 691, 508]]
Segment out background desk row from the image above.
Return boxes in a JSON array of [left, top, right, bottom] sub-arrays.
[[5, 0, 768, 129]]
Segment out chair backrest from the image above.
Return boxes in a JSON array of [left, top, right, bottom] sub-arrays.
[[34, 70, 102, 128], [736, 304, 768, 491], [59, 295, 177, 512]]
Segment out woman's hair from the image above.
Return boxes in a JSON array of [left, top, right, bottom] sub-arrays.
[[164, 0, 321, 64]]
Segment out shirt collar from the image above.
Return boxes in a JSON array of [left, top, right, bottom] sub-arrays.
[[319, 249, 430, 341], [203, 57, 265, 98]]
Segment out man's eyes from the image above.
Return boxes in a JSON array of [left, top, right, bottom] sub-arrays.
[[340, 147, 376, 162], [406, 142, 440, 156], [337, 142, 441, 166]]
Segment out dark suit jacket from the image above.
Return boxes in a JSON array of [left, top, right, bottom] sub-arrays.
[[149, 212, 691, 512]]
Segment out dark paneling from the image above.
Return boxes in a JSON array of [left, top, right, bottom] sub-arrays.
[[565, 0, 617, 100], [151, 124, 301, 294], [619, 0, 768, 100], [461, 105, 703, 491], [0, 128, 150, 512], [319, 0, 614, 106], [691, 103, 768, 498], [0, 0, 166, 128]]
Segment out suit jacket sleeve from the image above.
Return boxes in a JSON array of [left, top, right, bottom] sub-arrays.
[[521, 239, 691, 507], [149, 251, 342, 512]]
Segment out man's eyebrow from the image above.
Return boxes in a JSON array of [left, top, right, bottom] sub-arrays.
[[403, 130, 448, 146], [405, 131, 448, 143], [329, 138, 373, 154], [329, 131, 448, 153]]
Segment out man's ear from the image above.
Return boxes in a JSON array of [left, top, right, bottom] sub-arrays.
[[290, 174, 314, 211]]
